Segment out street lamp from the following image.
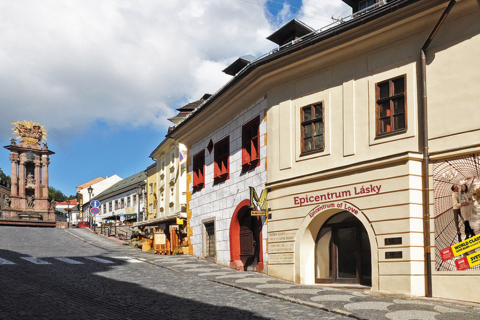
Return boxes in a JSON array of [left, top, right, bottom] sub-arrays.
[[136, 185, 143, 223], [66, 200, 71, 225], [87, 186, 93, 228]]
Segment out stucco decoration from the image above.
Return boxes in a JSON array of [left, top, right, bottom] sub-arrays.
[[11, 120, 48, 146]]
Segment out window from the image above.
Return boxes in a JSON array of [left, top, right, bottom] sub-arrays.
[[193, 150, 205, 192], [242, 116, 260, 172], [149, 183, 153, 194], [121, 198, 125, 209], [376, 75, 406, 136], [127, 196, 131, 207], [133, 195, 137, 206], [301, 103, 324, 154], [115, 200, 119, 210], [358, 0, 379, 11], [103, 204, 106, 213], [109, 202, 112, 212], [214, 137, 229, 184]]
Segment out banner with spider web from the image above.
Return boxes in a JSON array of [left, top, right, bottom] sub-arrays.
[[433, 153, 480, 271]]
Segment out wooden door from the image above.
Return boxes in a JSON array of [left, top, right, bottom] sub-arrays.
[[240, 214, 258, 271]]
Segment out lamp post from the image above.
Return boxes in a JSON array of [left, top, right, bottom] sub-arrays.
[[136, 185, 143, 223], [66, 200, 71, 225], [87, 186, 93, 228]]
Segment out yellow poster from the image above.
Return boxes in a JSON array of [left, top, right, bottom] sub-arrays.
[[440, 234, 480, 261]]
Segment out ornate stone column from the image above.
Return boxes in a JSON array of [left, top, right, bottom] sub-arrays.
[[34, 156, 41, 199], [18, 155, 26, 198], [9, 153, 18, 197], [42, 155, 50, 198]]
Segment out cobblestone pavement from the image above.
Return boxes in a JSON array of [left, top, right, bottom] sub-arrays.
[[0, 226, 345, 320], [2, 227, 480, 319]]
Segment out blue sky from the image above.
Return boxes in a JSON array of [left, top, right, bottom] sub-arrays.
[[0, 0, 349, 197]]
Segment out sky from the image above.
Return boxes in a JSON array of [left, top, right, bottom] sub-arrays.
[[0, 0, 350, 197]]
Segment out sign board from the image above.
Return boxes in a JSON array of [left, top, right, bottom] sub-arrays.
[[90, 207, 100, 215], [120, 213, 125, 222], [251, 210, 266, 216], [90, 200, 100, 208], [176, 218, 183, 225], [155, 233, 166, 245]]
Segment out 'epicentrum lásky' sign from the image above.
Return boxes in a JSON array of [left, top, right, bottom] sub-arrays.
[[293, 184, 382, 206]]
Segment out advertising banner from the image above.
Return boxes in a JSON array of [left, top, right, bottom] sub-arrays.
[[433, 153, 480, 271]]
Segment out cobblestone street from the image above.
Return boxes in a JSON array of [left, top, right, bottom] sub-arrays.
[[1, 226, 480, 320]]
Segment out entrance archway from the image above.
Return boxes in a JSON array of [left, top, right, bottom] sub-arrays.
[[315, 211, 371, 285], [294, 202, 378, 289], [230, 199, 264, 272]]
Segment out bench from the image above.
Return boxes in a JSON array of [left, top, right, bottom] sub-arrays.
[[17, 214, 43, 220]]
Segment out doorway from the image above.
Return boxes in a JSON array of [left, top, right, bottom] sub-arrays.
[[315, 211, 371, 286], [239, 212, 261, 271]]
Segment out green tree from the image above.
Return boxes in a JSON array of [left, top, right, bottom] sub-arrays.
[[0, 167, 11, 184], [48, 187, 67, 202]]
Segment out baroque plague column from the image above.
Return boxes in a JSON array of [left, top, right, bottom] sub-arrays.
[[3, 121, 55, 221]]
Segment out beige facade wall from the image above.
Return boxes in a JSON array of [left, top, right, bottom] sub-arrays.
[[150, 139, 187, 220], [265, 0, 480, 302]]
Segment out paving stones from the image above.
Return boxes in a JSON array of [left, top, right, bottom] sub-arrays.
[[22, 227, 480, 320]]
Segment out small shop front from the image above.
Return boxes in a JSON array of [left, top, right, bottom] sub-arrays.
[[134, 213, 187, 255], [267, 157, 426, 296]]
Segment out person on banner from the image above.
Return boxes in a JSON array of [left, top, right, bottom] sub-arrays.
[[452, 179, 475, 242], [460, 177, 476, 239]]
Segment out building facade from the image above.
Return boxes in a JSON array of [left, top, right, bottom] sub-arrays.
[[261, 0, 480, 303], [76, 175, 123, 224], [170, 94, 268, 271], [173, 0, 480, 302], [94, 171, 146, 224]]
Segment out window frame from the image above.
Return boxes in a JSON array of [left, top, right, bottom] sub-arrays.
[[375, 74, 407, 138], [242, 116, 261, 173], [300, 102, 325, 155], [192, 150, 205, 192], [214, 137, 230, 184]]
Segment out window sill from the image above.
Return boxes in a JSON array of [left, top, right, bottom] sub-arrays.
[[213, 173, 229, 185], [241, 159, 260, 173], [192, 183, 204, 193], [375, 129, 407, 140], [300, 148, 325, 157]]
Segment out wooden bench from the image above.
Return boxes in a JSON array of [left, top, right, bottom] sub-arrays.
[[17, 214, 43, 220]]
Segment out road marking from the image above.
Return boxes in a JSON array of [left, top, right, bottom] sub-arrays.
[[85, 257, 114, 264], [0, 258, 15, 265], [21, 257, 51, 265], [55, 257, 84, 264], [112, 256, 143, 263]]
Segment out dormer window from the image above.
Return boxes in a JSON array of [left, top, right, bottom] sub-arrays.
[[358, 0, 380, 11]]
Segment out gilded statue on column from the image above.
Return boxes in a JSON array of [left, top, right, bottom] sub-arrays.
[[11, 120, 48, 146]]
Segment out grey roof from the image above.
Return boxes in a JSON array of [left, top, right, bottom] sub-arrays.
[[94, 171, 146, 201], [266, 19, 314, 46], [223, 55, 257, 76]]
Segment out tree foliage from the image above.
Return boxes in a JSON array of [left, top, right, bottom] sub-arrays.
[[0, 167, 11, 184]]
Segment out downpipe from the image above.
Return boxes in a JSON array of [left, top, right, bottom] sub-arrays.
[[421, 0, 457, 298]]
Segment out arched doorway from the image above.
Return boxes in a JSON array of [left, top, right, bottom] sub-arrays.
[[315, 211, 371, 286], [230, 199, 264, 272]]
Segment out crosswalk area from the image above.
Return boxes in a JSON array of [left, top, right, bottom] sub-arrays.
[[0, 256, 130, 265]]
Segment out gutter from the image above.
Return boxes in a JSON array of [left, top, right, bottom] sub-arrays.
[[420, 0, 457, 298]]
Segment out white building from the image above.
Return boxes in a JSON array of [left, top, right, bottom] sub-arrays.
[[94, 171, 146, 225], [76, 175, 122, 224]]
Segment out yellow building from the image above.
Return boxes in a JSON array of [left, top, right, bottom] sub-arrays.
[[145, 163, 157, 221]]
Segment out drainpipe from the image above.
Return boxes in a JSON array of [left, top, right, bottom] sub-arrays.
[[421, 0, 457, 298]]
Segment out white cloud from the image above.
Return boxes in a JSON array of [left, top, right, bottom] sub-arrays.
[[0, 0, 274, 142], [298, 0, 351, 30]]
